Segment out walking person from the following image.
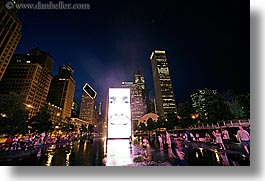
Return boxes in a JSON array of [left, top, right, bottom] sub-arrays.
[[237, 126, 250, 155]]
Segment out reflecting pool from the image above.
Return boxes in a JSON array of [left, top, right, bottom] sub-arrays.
[[0, 137, 250, 166]]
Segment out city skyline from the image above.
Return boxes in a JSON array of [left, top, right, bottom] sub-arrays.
[[13, 0, 249, 108]]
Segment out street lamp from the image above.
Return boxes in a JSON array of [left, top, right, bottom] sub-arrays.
[[24, 103, 34, 119], [1, 113, 7, 118]]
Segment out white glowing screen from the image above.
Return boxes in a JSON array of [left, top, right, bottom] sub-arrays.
[[108, 88, 131, 138]]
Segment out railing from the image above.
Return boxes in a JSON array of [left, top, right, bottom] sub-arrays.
[[176, 119, 250, 131]]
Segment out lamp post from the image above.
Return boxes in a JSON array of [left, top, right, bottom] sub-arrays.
[[24, 103, 34, 119], [24, 103, 34, 134]]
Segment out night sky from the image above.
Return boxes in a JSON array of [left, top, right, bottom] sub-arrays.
[[14, 0, 250, 108]]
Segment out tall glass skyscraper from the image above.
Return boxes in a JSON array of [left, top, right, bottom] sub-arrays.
[[150, 50, 177, 119]]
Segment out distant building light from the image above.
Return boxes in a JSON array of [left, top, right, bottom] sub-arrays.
[[154, 50, 166, 54], [1, 113, 7, 117], [26, 61, 30, 63], [150, 52, 154, 60]]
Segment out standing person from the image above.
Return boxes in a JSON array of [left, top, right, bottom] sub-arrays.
[[204, 133, 211, 143], [142, 137, 149, 148], [129, 136, 132, 148], [222, 128, 230, 149], [158, 134, 163, 150], [165, 131, 172, 148], [211, 130, 216, 143], [237, 126, 250, 154], [41, 131, 46, 143], [12, 135, 19, 150], [213, 130, 226, 150], [195, 133, 200, 142], [142, 137, 149, 163]]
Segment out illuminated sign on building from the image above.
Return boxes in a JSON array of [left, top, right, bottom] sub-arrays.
[[83, 83, 97, 99]]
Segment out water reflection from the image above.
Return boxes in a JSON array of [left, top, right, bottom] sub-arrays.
[[0, 137, 250, 166], [105, 139, 133, 166], [220, 152, 230, 166]]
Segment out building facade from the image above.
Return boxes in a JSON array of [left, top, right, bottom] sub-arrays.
[[121, 70, 147, 131], [79, 83, 97, 125], [132, 70, 147, 129], [46, 102, 63, 126], [71, 99, 80, 118], [150, 50, 177, 119], [47, 64, 75, 122], [0, 2, 22, 81], [0, 48, 54, 116]]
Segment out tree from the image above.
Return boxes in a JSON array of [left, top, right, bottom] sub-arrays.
[[29, 106, 53, 133], [0, 92, 28, 135], [146, 118, 156, 132], [62, 123, 75, 133], [12, 109, 28, 135], [207, 93, 233, 123], [88, 124, 94, 133], [235, 93, 250, 118], [138, 122, 147, 132], [80, 124, 88, 133], [222, 91, 250, 119], [165, 112, 178, 130], [156, 118, 165, 129], [177, 102, 197, 128], [191, 88, 233, 124], [0, 92, 26, 118]]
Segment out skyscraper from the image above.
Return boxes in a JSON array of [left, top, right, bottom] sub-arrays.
[[79, 83, 97, 125], [150, 50, 177, 119], [0, 1, 22, 80], [47, 64, 75, 121], [132, 70, 147, 128], [0, 47, 54, 116], [121, 70, 147, 131], [71, 99, 80, 118]]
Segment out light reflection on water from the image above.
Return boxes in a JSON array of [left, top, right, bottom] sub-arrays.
[[105, 139, 133, 166], [0, 137, 250, 166], [214, 150, 221, 164]]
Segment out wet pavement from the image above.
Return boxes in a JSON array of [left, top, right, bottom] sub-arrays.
[[0, 136, 250, 166]]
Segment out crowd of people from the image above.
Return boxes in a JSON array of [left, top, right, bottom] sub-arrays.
[[138, 126, 250, 166], [0, 131, 80, 151], [169, 126, 250, 153]]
